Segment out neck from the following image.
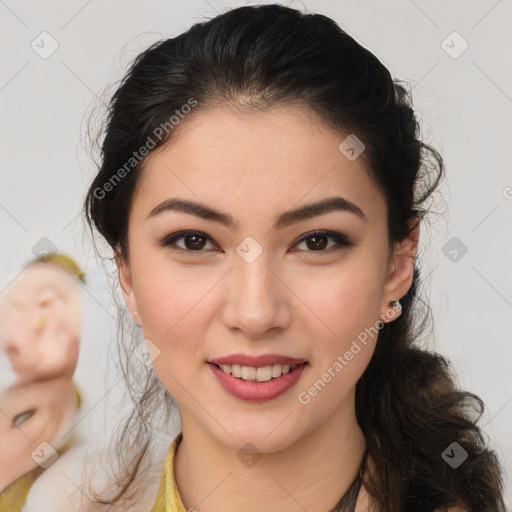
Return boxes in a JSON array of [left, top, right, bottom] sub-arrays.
[[174, 392, 367, 512]]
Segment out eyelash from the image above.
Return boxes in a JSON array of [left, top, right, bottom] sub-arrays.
[[158, 230, 352, 256]]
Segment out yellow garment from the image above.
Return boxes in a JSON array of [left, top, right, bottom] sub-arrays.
[[151, 432, 187, 512], [0, 384, 83, 512]]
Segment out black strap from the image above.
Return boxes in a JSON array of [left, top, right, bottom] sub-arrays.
[[328, 448, 368, 512]]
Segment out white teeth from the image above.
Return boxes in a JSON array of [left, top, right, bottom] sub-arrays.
[[241, 366, 256, 380], [256, 366, 273, 382], [217, 363, 300, 381]]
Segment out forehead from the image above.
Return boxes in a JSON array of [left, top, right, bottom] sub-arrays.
[[1, 264, 78, 303], [133, 106, 386, 225]]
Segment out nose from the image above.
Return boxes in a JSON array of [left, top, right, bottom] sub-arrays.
[[222, 251, 291, 338]]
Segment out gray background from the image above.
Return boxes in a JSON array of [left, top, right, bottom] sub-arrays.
[[1, 0, 511, 506]]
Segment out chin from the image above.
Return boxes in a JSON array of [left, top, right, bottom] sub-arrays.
[[208, 418, 303, 454]]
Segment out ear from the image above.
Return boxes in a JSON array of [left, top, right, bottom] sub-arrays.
[[114, 250, 142, 327], [380, 217, 420, 322]]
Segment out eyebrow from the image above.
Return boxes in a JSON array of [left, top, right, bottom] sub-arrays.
[[146, 196, 367, 229]]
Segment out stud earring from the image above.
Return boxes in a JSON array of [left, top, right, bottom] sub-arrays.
[[380, 299, 402, 323], [132, 310, 141, 326]]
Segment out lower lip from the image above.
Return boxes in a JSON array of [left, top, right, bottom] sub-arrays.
[[208, 362, 308, 403]]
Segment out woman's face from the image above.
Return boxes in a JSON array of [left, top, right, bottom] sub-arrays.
[[116, 106, 417, 452]]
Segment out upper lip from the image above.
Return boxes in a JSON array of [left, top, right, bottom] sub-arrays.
[[208, 353, 307, 367]]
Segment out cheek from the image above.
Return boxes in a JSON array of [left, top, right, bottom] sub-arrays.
[[134, 261, 218, 341], [301, 256, 383, 346], [131, 262, 218, 393], [296, 257, 384, 401]]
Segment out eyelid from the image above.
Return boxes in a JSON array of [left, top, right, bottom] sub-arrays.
[[295, 229, 351, 246], [159, 230, 218, 251]]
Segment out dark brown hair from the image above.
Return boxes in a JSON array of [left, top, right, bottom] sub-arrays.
[[82, 4, 506, 510]]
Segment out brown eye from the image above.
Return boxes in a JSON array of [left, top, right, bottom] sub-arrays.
[[294, 231, 352, 253], [304, 234, 329, 250], [181, 234, 208, 250], [160, 231, 216, 253]]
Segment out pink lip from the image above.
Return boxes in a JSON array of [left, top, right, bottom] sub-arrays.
[[208, 353, 306, 367], [208, 362, 308, 403]]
